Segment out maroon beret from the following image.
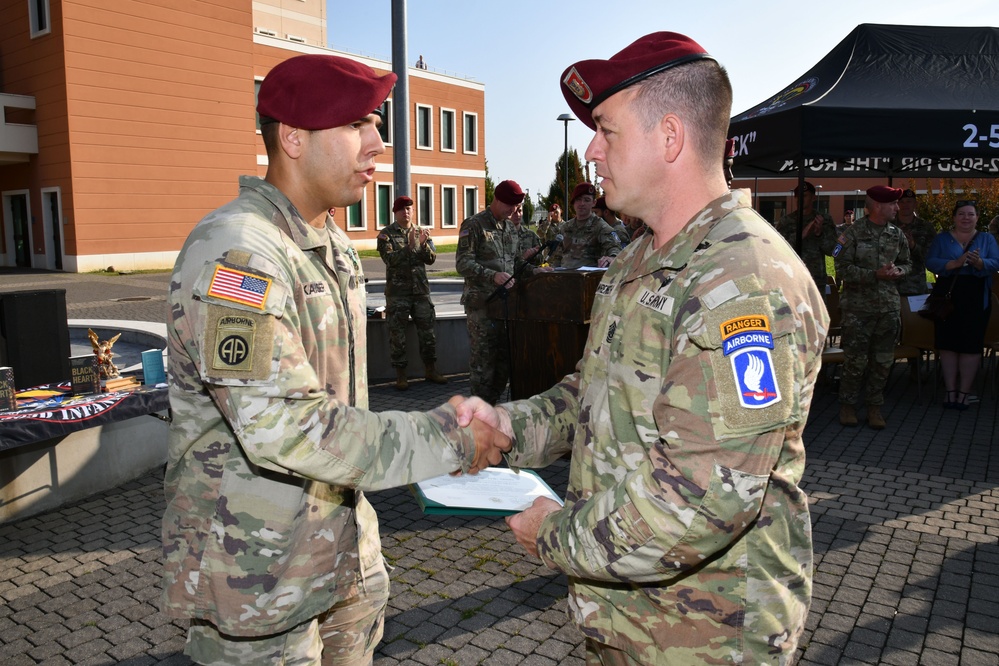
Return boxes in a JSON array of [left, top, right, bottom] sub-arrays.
[[494, 180, 525, 205], [571, 182, 597, 202], [793, 182, 816, 196], [867, 185, 903, 203], [561, 32, 714, 131], [594, 196, 607, 210], [901, 188, 917, 199], [392, 195, 413, 212], [725, 138, 736, 158], [257, 54, 397, 130], [549, 203, 561, 212]]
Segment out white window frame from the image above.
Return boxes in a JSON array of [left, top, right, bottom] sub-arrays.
[[440, 108, 456, 153], [463, 186, 478, 220], [416, 103, 433, 150], [376, 182, 394, 229], [28, 0, 51, 38], [440, 185, 458, 229], [40, 186, 64, 270], [344, 191, 367, 232], [378, 98, 393, 147], [462, 112, 478, 155], [416, 184, 434, 227]]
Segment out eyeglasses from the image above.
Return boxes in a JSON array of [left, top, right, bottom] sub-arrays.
[[956, 200, 977, 208]]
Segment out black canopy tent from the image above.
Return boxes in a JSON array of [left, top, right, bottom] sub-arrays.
[[728, 24, 999, 182]]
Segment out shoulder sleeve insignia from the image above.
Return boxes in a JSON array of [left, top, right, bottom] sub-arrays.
[[719, 315, 780, 409], [377, 232, 388, 240], [207, 266, 271, 310]]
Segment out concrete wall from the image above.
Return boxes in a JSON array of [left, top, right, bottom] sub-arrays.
[[366, 312, 469, 381]]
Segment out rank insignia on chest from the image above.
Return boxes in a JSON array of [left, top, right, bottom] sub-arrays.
[[720, 315, 780, 409], [207, 266, 271, 310]]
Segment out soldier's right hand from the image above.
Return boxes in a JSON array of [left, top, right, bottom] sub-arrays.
[[448, 396, 513, 474], [493, 271, 514, 288]]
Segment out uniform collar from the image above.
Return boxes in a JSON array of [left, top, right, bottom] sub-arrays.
[[239, 175, 329, 251]]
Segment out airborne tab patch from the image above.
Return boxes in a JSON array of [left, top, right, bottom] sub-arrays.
[[720, 315, 780, 409], [207, 266, 271, 310]]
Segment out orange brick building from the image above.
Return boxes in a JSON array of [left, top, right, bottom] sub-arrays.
[[0, 0, 485, 272]]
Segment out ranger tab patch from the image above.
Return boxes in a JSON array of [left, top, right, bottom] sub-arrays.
[[720, 315, 780, 409], [207, 266, 271, 310]]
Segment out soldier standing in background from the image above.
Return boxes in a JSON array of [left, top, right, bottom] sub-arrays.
[[455, 31, 828, 664], [377, 195, 447, 390], [456, 180, 537, 404], [550, 182, 620, 269], [592, 196, 630, 248], [162, 54, 510, 665], [537, 203, 562, 244], [894, 188, 935, 296], [775, 181, 837, 289], [834, 185, 911, 429]]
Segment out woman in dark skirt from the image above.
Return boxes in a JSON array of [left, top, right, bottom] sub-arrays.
[[925, 201, 999, 409]]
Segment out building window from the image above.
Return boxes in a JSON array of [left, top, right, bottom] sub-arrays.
[[464, 186, 478, 219], [29, 0, 51, 38], [417, 185, 434, 227], [345, 198, 365, 231], [463, 112, 478, 154], [440, 109, 456, 152], [378, 99, 393, 146], [416, 104, 433, 150], [376, 183, 393, 228], [441, 186, 457, 228], [254, 79, 264, 131]]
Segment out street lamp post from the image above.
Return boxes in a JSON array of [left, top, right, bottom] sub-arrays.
[[557, 113, 576, 216]]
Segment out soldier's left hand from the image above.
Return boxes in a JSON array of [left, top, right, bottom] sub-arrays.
[[506, 497, 562, 559], [419, 228, 431, 245]]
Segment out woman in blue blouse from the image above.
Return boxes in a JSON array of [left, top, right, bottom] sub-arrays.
[[925, 201, 999, 409]]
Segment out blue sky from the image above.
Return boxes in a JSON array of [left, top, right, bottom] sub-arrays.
[[326, 0, 999, 201]]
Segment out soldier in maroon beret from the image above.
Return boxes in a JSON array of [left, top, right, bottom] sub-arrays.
[[833, 184, 910, 429], [550, 182, 620, 268], [455, 31, 828, 664], [165, 54, 512, 664]]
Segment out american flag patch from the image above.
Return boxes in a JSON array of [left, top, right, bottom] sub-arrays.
[[207, 266, 271, 309]]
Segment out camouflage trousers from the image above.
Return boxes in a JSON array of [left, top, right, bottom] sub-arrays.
[[185, 558, 390, 666], [838, 309, 900, 406], [585, 639, 643, 665], [465, 307, 509, 404], [385, 294, 437, 368]]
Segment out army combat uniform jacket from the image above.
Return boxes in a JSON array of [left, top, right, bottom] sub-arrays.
[[501, 190, 828, 663], [834, 216, 911, 315], [376, 222, 436, 297], [552, 213, 621, 269], [162, 177, 479, 637], [775, 209, 837, 287], [895, 214, 935, 296], [456, 208, 538, 310]]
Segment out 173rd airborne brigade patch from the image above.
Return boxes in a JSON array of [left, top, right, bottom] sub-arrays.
[[720, 315, 781, 409]]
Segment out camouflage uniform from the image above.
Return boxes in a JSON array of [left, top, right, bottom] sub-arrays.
[[456, 208, 539, 404], [376, 222, 438, 368], [499, 190, 828, 663], [833, 216, 911, 406], [513, 223, 544, 267], [895, 214, 936, 295], [163, 176, 482, 659], [607, 217, 631, 249], [551, 214, 621, 269], [775, 210, 837, 287], [537, 217, 560, 244]]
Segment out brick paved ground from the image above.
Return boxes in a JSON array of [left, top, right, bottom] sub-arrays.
[[1, 270, 998, 665]]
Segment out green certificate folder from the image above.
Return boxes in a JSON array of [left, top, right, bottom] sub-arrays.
[[410, 467, 563, 517]]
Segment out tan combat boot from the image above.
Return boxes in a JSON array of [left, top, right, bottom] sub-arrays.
[[394, 367, 409, 391], [424, 362, 448, 384], [868, 405, 886, 430], [839, 404, 858, 426]]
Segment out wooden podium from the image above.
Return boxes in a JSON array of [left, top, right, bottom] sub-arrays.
[[487, 270, 603, 399]]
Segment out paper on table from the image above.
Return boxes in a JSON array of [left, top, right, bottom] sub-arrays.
[[908, 294, 929, 311], [416, 467, 563, 512]]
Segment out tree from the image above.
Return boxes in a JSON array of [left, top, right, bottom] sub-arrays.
[[910, 178, 999, 232], [522, 196, 535, 225], [542, 148, 586, 215], [483, 159, 495, 208]]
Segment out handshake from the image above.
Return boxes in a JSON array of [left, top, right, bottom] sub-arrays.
[[447, 395, 514, 475]]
